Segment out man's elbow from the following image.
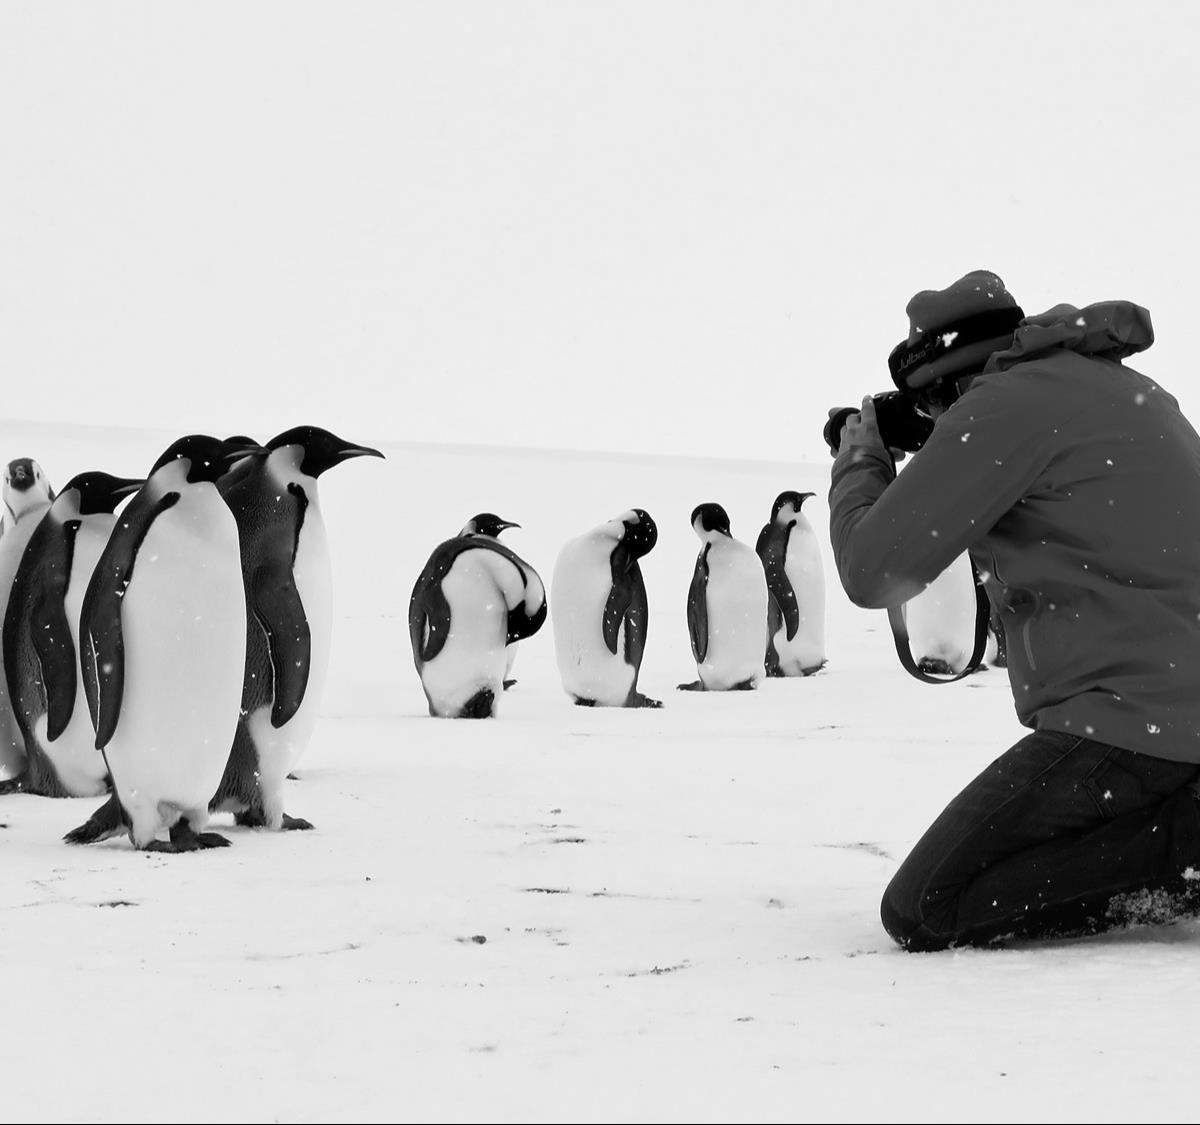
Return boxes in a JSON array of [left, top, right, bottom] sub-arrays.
[[836, 559, 921, 610]]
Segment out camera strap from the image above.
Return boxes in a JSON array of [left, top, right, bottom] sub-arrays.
[[885, 557, 992, 684]]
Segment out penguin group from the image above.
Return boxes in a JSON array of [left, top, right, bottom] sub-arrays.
[[0, 429, 383, 852], [406, 491, 833, 715]]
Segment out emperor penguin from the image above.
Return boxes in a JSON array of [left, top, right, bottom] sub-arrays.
[[0, 458, 55, 782], [209, 426, 384, 831], [679, 503, 768, 692], [65, 435, 253, 852], [410, 515, 547, 717], [458, 513, 524, 689], [0, 472, 143, 797], [551, 509, 660, 708], [904, 551, 979, 675], [755, 491, 826, 677]]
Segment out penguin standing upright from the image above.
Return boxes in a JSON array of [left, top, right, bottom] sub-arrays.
[[1, 473, 142, 796], [66, 435, 252, 852], [679, 503, 768, 692], [756, 490, 827, 677], [551, 508, 660, 708], [0, 458, 55, 781], [209, 426, 384, 830], [904, 551, 980, 675], [410, 515, 546, 718]]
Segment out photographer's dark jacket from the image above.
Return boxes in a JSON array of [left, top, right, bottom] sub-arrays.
[[830, 300, 1200, 763]]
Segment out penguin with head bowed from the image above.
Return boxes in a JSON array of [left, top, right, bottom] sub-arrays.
[[0, 472, 143, 796], [64, 435, 256, 852], [678, 503, 768, 692], [551, 508, 661, 708], [756, 490, 827, 677], [208, 425, 384, 831], [410, 513, 547, 717], [904, 551, 980, 675], [0, 457, 56, 782], [458, 513, 525, 688]]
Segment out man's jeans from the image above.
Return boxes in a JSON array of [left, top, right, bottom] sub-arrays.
[[882, 730, 1200, 951]]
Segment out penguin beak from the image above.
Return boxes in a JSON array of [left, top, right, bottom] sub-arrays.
[[336, 444, 385, 463], [498, 520, 520, 532], [220, 439, 268, 467], [112, 478, 145, 500]]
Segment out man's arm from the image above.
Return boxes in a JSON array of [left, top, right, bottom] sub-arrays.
[[829, 378, 1052, 608]]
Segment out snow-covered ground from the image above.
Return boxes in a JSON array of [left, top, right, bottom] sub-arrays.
[[2, 419, 1196, 1125]]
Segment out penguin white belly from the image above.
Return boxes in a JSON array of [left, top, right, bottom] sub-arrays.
[[906, 552, 977, 671], [551, 537, 634, 705], [420, 550, 514, 716], [104, 496, 245, 836], [37, 520, 113, 796], [773, 531, 827, 675], [700, 544, 767, 690], [248, 510, 333, 822]]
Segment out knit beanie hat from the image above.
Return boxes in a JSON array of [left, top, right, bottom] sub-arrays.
[[889, 270, 1025, 392]]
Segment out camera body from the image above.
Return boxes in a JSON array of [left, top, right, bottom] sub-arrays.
[[823, 391, 934, 456]]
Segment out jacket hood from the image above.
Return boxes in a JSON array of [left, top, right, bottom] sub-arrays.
[[985, 300, 1154, 373]]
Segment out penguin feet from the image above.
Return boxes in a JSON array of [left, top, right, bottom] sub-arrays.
[[917, 657, 956, 676], [730, 678, 757, 691], [676, 680, 705, 691], [458, 688, 496, 719], [627, 692, 663, 709], [800, 660, 828, 676], [145, 821, 231, 852], [0, 772, 28, 795], [573, 697, 597, 707], [234, 808, 314, 831], [64, 794, 124, 845]]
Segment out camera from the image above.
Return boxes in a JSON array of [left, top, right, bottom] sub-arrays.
[[823, 391, 935, 456]]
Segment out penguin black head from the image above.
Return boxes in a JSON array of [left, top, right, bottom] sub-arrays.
[[150, 435, 262, 484], [59, 472, 144, 516], [462, 512, 519, 538], [620, 509, 658, 559], [266, 426, 385, 477], [3, 458, 55, 518], [771, 491, 815, 522], [690, 502, 731, 537], [5, 458, 40, 494]]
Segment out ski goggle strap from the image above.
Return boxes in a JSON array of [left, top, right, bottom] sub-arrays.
[[889, 306, 1025, 393]]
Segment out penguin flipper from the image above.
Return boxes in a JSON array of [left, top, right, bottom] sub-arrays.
[[80, 490, 180, 749], [506, 597, 547, 645], [686, 547, 710, 665], [759, 525, 800, 642], [409, 580, 451, 664], [764, 592, 784, 677], [250, 562, 311, 729], [605, 544, 650, 672], [31, 585, 78, 743]]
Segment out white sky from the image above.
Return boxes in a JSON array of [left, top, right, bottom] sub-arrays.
[[3, 1, 1198, 461]]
